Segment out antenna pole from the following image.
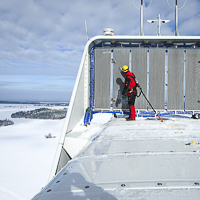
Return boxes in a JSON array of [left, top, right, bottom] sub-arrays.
[[140, 0, 144, 36], [85, 20, 89, 40], [175, 0, 179, 36], [157, 14, 161, 36]]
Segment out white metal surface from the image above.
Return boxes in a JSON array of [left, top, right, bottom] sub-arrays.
[[48, 34, 200, 191], [33, 114, 200, 200]]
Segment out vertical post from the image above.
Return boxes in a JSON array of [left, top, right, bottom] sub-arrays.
[[157, 14, 161, 36], [183, 50, 186, 110], [165, 50, 168, 110], [175, 0, 179, 36], [147, 50, 149, 110], [85, 20, 89, 40], [110, 50, 114, 110], [90, 48, 94, 108], [140, 0, 144, 36]]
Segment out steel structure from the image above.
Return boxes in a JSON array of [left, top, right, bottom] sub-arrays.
[[49, 35, 200, 178], [32, 35, 200, 200]]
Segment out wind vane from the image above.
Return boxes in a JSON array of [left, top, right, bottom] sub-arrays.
[[147, 14, 170, 36]]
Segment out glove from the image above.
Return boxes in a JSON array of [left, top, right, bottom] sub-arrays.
[[137, 83, 141, 89]]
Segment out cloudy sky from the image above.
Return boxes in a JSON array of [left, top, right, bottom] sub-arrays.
[[0, 0, 200, 102]]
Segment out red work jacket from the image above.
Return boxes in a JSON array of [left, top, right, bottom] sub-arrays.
[[122, 71, 137, 96]]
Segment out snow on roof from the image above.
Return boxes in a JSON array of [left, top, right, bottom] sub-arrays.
[[33, 113, 200, 200]]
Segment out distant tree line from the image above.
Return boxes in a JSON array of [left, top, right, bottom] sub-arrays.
[[0, 119, 14, 127], [11, 108, 67, 120], [0, 101, 69, 106]]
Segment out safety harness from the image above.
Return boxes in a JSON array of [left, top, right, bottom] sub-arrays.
[[127, 74, 142, 97]]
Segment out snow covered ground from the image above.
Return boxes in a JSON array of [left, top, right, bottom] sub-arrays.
[[0, 104, 67, 200]]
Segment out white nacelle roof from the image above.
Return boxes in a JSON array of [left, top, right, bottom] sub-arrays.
[[32, 114, 200, 200]]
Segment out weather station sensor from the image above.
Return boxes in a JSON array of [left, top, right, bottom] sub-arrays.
[[103, 28, 115, 36], [147, 14, 170, 36]]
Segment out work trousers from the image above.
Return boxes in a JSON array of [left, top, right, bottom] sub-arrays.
[[128, 94, 136, 119]]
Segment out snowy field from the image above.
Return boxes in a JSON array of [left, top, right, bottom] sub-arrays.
[[0, 104, 67, 200]]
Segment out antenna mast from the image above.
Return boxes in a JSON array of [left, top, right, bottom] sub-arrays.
[[133, 0, 152, 36], [85, 20, 89, 40], [175, 0, 179, 36], [140, 0, 144, 36], [168, 0, 186, 36]]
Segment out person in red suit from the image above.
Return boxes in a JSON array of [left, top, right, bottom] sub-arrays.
[[121, 65, 137, 121]]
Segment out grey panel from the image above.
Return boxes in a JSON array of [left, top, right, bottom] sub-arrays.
[[131, 48, 148, 109], [167, 49, 184, 110], [67, 60, 85, 132], [94, 48, 111, 109], [113, 48, 130, 110], [55, 147, 71, 175], [149, 49, 165, 110], [185, 49, 200, 110]]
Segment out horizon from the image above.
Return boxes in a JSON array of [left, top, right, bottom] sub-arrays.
[[0, 100, 69, 104]]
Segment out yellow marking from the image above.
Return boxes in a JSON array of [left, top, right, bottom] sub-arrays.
[[168, 124, 173, 127], [176, 130, 183, 134], [191, 141, 199, 145]]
